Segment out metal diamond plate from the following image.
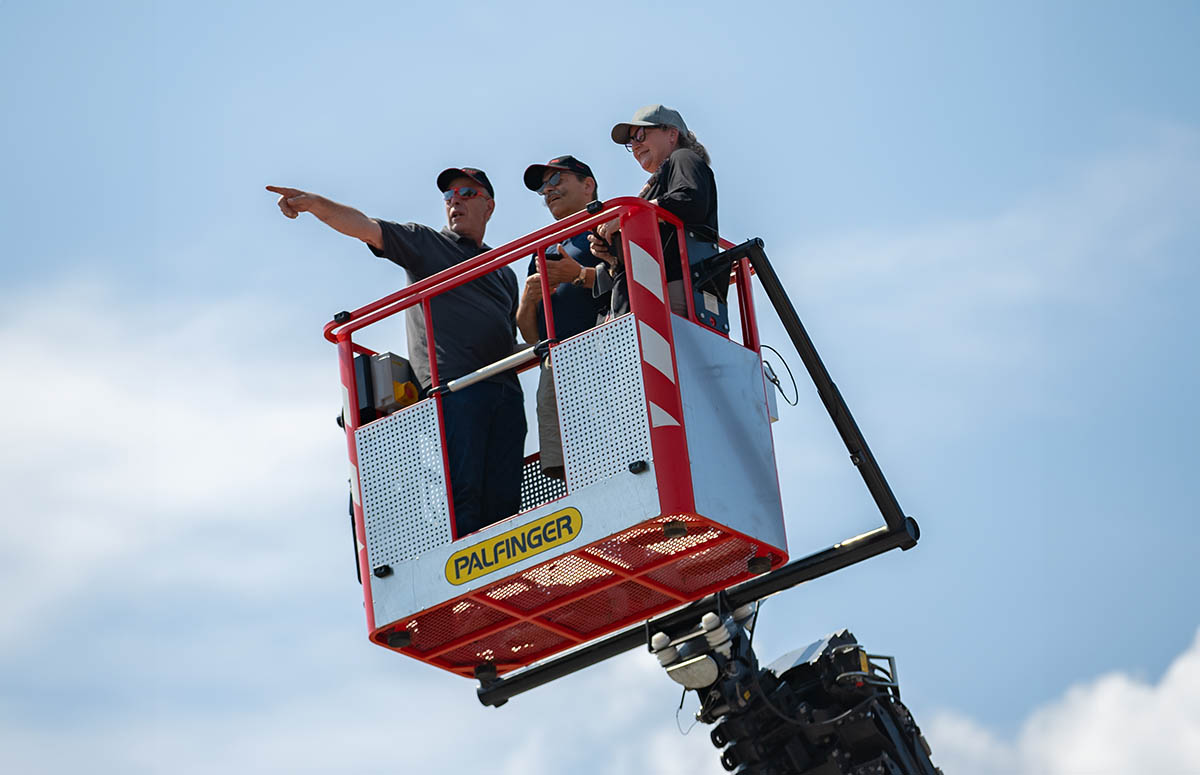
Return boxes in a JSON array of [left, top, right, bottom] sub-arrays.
[[552, 315, 651, 490], [355, 399, 452, 567]]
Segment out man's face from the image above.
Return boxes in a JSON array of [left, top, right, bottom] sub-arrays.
[[540, 169, 594, 221], [443, 175, 494, 241]]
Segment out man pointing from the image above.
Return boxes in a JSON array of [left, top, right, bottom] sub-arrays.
[[266, 168, 524, 537]]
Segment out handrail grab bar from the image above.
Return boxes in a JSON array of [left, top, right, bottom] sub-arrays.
[[438, 346, 539, 395]]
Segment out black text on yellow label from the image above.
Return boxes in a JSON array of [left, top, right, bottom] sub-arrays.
[[445, 508, 582, 585]]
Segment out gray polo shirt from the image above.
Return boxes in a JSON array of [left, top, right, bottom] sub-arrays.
[[369, 221, 520, 390]]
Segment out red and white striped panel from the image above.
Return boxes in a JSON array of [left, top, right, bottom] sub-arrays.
[[618, 209, 695, 516]]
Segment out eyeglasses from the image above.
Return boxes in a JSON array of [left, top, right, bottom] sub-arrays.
[[625, 126, 654, 151], [537, 171, 564, 196], [442, 186, 489, 202]]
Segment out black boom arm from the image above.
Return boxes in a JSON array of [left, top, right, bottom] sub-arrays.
[[651, 608, 940, 775]]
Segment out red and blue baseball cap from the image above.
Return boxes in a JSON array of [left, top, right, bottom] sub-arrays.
[[436, 166, 494, 198]]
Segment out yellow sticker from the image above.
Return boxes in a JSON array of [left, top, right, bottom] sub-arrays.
[[445, 508, 582, 586]]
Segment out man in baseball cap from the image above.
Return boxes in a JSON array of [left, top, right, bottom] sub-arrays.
[[521, 155, 591, 193], [266, 167, 526, 537], [516, 155, 607, 479]]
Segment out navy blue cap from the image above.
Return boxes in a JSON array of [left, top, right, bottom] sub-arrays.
[[523, 155, 595, 191]]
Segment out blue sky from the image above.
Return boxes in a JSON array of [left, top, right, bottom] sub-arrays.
[[2, 2, 1198, 772]]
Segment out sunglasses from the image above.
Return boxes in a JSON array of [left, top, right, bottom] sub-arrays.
[[442, 186, 489, 202], [537, 171, 566, 196]]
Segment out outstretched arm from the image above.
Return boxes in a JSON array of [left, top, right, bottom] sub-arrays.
[[265, 185, 384, 251]]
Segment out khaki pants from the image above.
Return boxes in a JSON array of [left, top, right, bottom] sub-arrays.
[[535, 357, 564, 475], [668, 280, 688, 316]]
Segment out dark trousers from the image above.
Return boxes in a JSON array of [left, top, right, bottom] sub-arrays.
[[440, 380, 526, 537]]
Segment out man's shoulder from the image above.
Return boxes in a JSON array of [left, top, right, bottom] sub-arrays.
[[375, 220, 443, 247], [374, 222, 466, 272], [376, 220, 439, 237], [499, 262, 519, 291]]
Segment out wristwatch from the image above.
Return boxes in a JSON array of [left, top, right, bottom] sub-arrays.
[[571, 265, 588, 286]]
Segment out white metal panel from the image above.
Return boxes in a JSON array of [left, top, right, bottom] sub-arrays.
[[355, 399, 453, 569], [671, 318, 787, 553], [553, 315, 653, 490]]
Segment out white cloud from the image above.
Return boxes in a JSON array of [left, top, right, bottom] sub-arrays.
[[764, 125, 1200, 427], [795, 125, 1199, 329], [928, 628, 1200, 775], [0, 651, 731, 775], [7, 618, 1199, 775], [751, 124, 1200, 531], [0, 281, 339, 646]]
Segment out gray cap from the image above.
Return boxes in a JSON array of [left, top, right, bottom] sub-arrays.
[[611, 104, 689, 144]]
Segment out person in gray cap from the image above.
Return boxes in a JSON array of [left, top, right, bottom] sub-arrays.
[[589, 104, 718, 317], [516, 155, 609, 479], [266, 169, 525, 538]]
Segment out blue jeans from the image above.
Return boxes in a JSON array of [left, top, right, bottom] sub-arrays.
[[440, 380, 526, 537]]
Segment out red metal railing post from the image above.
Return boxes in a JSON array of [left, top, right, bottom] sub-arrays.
[[735, 258, 761, 352], [675, 223, 696, 321], [336, 335, 376, 632], [535, 245, 556, 342], [423, 300, 440, 389], [421, 298, 458, 538]]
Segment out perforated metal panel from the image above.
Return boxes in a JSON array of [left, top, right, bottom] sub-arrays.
[[553, 315, 651, 489], [519, 454, 567, 513], [355, 399, 452, 567]]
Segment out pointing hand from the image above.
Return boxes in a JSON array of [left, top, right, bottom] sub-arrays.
[[266, 185, 318, 219]]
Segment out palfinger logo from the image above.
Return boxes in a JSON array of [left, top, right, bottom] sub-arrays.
[[445, 508, 582, 585]]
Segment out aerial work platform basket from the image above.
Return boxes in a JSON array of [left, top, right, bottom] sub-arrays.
[[325, 199, 787, 678]]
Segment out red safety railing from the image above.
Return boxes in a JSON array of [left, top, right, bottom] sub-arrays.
[[324, 198, 757, 354]]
